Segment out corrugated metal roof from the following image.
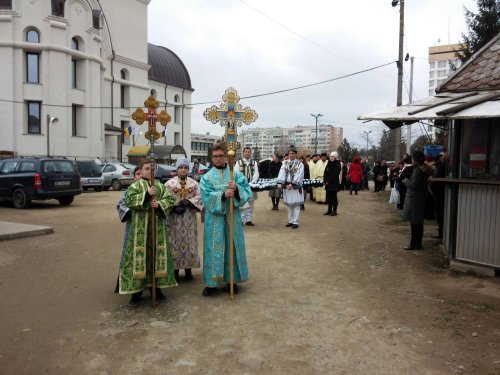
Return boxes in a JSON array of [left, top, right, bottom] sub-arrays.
[[148, 43, 194, 91], [358, 91, 500, 128]]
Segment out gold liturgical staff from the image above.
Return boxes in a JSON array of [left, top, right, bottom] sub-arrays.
[[203, 87, 258, 299]]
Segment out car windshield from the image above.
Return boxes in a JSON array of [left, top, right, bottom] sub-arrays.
[[77, 162, 101, 173], [43, 160, 77, 173]]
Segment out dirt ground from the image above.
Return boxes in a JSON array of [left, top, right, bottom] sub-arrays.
[[0, 185, 499, 375]]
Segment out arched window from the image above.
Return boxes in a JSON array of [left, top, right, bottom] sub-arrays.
[[25, 29, 40, 83], [150, 89, 157, 97], [26, 29, 39, 43], [120, 69, 128, 80], [174, 94, 180, 103], [71, 38, 79, 50]]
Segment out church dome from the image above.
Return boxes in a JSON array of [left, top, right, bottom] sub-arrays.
[[148, 43, 194, 91]]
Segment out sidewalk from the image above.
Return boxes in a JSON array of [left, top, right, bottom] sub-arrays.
[[0, 221, 53, 241]]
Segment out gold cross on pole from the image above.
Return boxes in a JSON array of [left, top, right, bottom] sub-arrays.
[[203, 87, 258, 157], [130, 95, 170, 307], [131, 95, 171, 142], [173, 179, 193, 200], [203, 87, 258, 301]]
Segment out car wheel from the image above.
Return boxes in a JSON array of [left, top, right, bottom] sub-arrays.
[[111, 179, 122, 191], [95, 187, 103, 192], [58, 196, 74, 206], [12, 188, 31, 209]]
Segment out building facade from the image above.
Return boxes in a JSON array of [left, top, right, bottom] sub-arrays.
[[190, 132, 221, 164], [240, 125, 343, 158], [428, 43, 463, 96], [0, 0, 193, 161]]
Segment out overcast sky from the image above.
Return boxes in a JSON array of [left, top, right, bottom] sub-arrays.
[[147, 0, 476, 149]]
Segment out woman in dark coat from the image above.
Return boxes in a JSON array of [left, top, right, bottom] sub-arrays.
[[323, 151, 342, 216], [373, 161, 382, 192], [396, 157, 413, 210], [401, 151, 435, 250], [268, 153, 282, 210]]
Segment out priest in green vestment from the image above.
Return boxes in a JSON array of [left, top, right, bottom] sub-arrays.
[[119, 160, 177, 306], [200, 144, 252, 296]]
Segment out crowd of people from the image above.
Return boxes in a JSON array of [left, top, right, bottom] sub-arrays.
[[114, 144, 447, 306]]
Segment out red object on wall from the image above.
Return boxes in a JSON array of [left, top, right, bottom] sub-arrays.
[[469, 146, 487, 169]]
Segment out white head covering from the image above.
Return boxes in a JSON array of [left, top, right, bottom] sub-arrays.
[[330, 151, 339, 158], [175, 158, 190, 169]]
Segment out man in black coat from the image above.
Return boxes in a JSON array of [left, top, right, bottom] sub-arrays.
[[323, 151, 342, 216]]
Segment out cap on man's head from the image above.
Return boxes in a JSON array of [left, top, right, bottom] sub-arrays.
[[175, 158, 190, 169], [330, 151, 339, 158]]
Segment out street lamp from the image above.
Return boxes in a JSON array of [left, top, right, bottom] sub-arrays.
[[46, 114, 59, 157], [363, 130, 372, 155], [392, 0, 404, 163], [310, 113, 323, 154]]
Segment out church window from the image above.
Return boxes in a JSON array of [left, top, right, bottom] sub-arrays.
[[0, 0, 12, 9], [71, 38, 78, 89], [26, 53, 39, 83], [27, 101, 41, 134], [174, 106, 181, 124], [174, 95, 180, 103], [174, 132, 180, 145], [26, 29, 39, 43], [150, 89, 157, 97], [51, 0, 65, 16]]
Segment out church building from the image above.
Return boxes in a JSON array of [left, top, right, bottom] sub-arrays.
[[0, 0, 193, 161]]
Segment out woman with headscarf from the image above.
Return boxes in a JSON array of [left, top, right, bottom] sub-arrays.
[[401, 151, 435, 250], [323, 151, 342, 216]]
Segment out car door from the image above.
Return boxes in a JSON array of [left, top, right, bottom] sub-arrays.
[[101, 164, 115, 185], [0, 161, 19, 198]]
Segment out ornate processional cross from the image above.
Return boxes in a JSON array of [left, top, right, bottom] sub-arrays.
[[203, 87, 258, 301], [203, 87, 258, 158], [131, 96, 171, 144], [173, 179, 193, 199]]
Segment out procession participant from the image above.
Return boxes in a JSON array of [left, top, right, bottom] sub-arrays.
[[309, 154, 319, 200], [119, 160, 177, 306], [277, 147, 304, 229], [200, 144, 252, 296], [314, 153, 328, 203], [268, 153, 282, 210], [236, 146, 259, 226], [307, 154, 316, 201], [323, 151, 341, 216], [115, 165, 142, 295], [165, 158, 203, 282]]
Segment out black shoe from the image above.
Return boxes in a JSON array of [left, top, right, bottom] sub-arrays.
[[403, 244, 423, 250], [355, 192, 358, 195], [301, 205, 305, 210], [330, 212, 337, 216], [324, 211, 332, 215], [202, 287, 216, 297], [156, 288, 168, 303], [174, 270, 180, 282], [245, 222, 255, 226], [285, 223, 293, 227], [292, 224, 299, 229], [128, 292, 142, 307], [185, 268, 193, 281], [226, 283, 239, 294]]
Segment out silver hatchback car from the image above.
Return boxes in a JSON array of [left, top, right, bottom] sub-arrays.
[[101, 163, 135, 191]]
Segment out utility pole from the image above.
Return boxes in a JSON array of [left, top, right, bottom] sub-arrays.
[[310, 113, 323, 154], [407, 55, 414, 155], [393, 0, 404, 163], [363, 130, 372, 156]]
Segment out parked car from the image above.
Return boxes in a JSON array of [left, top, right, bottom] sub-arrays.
[[0, 157, 82, 208], [101, 163, 135, 191], [74, 161, 104, 191], [155, 164, 177, 184], [189, 162, 209, 181]]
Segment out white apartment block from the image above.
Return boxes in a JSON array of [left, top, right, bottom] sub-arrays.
[[427, 43, 463, 140], [240, 125, 343, 159], [429, 43, 463, 96], [0, 0, 193, 161]]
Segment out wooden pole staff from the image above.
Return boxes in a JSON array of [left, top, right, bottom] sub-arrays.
[[227, 150, 235, 300], [150, 144, 157, 307]]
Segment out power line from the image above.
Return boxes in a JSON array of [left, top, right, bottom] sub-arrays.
[[0, 60, 395, 109], [239, 0, 361, 67]]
